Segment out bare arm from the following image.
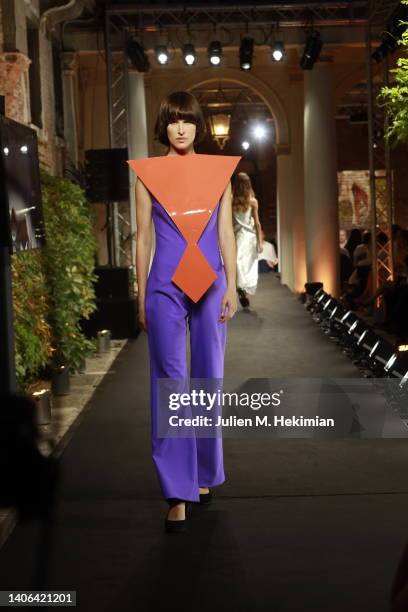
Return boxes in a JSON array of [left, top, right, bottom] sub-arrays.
[[218, 181, 237, 321], [250, 198, 263, 252], [135, 178, 152, 330], [218, 181, 236, 289]]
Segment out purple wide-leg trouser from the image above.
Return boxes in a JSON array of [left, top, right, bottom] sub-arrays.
[[145, 197, 227, 503]]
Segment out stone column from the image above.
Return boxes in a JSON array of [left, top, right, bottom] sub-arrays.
[[127, 71, 150, 281], [304, 60, 340, 297], [276, 145, 294, 290], [289, 70, 307, 293], [61, 52, 79, 166]]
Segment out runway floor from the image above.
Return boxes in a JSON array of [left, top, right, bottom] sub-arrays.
[[1, 272, 407, 611]]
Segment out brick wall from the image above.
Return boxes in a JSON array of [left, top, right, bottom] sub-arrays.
[[0, 0, 64, 175]]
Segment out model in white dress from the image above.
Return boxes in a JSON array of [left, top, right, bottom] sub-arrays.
[[233, 205, 259, 295], [232, 172, 263, 307]]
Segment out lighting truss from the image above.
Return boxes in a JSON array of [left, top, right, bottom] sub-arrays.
[[365, 0, 400, 315], [106, 3, 368, 29]]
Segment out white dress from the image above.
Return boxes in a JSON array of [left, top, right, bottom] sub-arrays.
[[233, 205, 259, 295]]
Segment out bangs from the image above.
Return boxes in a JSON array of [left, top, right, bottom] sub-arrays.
[[166, 107, 199, 126]]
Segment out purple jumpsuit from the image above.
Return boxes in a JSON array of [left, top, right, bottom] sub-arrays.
[[128, 154, 240, 503]]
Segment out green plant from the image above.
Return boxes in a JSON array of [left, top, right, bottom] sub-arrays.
[[379, 1, 408, 144], [11, 249, 53, 390], [40, 169, 98, 373]]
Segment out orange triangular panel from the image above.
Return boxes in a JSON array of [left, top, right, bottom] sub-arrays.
[[127, 154, 240, 242], [127, 154, 241, 302]]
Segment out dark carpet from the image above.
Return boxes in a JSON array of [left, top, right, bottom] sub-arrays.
[[1, 273, 407, 611]]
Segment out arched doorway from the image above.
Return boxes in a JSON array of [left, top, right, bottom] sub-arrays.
[[190, 79, 277, 240], [145, 69, 299, 291]]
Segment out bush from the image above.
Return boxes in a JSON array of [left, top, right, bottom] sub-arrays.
[[11, 250, 53, 390], [40, 170, 98, 373], [380, 1, 408, 144]]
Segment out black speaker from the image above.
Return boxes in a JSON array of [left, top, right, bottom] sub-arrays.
[[94, 266, 133, 299], [80, 297, 139, 339], [85, 148, 129, 202]]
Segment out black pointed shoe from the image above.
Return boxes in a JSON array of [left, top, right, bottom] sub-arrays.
[[199, 489, 212, 505], [164, 502, 192, 533]]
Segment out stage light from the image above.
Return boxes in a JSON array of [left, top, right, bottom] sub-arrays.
[[183, 44, 196, 66], [316, 291, 328, 305], [306, 283, 324, 296], [208, 41, 222, 66], [271, 41, 285, 62], [340, 310, 354, 326], [384, 353, 398, 373], [371, 340, 398, 368], [155, 45, 169, 65], [242, 141, 250, 150], [240, 37, 254, 70], [371, 33, 398, 63], [20, 145, 28, 154], [252, 124, 267, 140], [126, 37, 150, 72], [3, 146, 9, 156], [348, 319, 368, 341], [300, 31, 322, 70], [322, 297, 334, 311], [332, 303, 347, 323], [371, 10, 408, 63], [357, 329, 380, 353], [371, 43, 387, 63]]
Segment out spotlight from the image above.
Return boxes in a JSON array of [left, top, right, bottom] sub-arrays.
[[340, 310, 358, 331], [300, 31, 322, 70], [242, 140, 250, 150], [208, 41, 222, 66], [155, 45, 169, 65], [372, 341, 396, 368], [332, 303, 347, 324], [271, 41, 285, 62], [372, 31, 400, 63], [316, 291, 328, 304], [357, 329, 380, 354], [305, 283, 324, 297], [240, 37, 254, 71], [348, 319, 368, 341], [386, 352, 408, 379], [372, 8, 408, 63], [183, 43, 196, 66], [126, 36, 150, 72], [252, 124, 266, 140], [371, 43, 388, 63]]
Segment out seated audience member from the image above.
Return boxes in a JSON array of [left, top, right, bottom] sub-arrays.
[[363, 240, 408, 338], [339, 228, 348, 249], [342, 231, 372, 308], [353, 230, 371, 266], [344, 227, 362, 261], [340, 249, 354, 292], [258, 229, 278, 273]]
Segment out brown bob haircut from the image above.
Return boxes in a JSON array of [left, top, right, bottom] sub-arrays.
[[154, 91, 207, 147]]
